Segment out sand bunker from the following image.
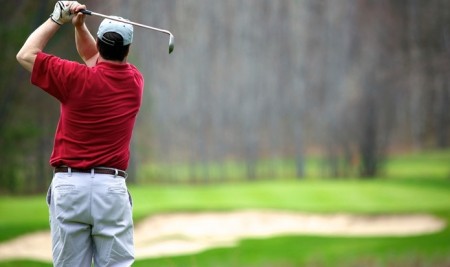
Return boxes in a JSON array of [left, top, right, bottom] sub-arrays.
[[0, 210, 445, 262]]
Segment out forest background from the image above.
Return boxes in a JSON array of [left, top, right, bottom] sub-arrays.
[[0, 0, 449, 194]]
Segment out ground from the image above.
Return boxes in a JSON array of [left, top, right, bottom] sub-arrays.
[[0, 210, 445, 262]]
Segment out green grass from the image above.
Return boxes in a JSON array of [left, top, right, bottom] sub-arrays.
[[138, 149, 450, 183], [384, 149, 450, 180], [132, 229, 450, 267], [0, 261, 50, 267], [129, 179, 450, 219], [0, 149, 449, 266], [0, 195, 49, 241], [2, 179, 448, 240]]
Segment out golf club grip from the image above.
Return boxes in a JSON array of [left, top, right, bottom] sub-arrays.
[[79, 9, 92, 15]]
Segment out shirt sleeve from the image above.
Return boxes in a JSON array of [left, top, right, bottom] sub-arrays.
[[31, 52, 85, 103]]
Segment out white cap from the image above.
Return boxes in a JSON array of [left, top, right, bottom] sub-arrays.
[[97, 16, 133, 46]]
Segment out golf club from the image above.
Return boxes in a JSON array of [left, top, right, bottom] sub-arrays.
[[80, 9, 174, 54]]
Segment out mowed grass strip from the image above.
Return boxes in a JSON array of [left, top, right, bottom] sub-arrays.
[[130, 179, 450, 220]]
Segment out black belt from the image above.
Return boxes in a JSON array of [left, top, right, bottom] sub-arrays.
[[54, 166, 127, 178]]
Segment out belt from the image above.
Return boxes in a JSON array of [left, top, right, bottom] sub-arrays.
[[54, 166, 127, 178]]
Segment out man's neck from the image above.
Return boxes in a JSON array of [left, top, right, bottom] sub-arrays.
[[97, 56, 127, 65]]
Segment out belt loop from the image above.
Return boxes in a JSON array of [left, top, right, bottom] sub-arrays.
[[68, 167, 72, 177], [91, 168, 95, 178], [114, 169, 118, 178]]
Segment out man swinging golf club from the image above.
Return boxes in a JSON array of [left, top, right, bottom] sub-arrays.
[[17, 1, 143, 266]]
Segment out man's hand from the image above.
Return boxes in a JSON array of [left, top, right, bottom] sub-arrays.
[[50, 1, 81, 25], [71, 2, 97, 66], [72, 3, 87, 27]]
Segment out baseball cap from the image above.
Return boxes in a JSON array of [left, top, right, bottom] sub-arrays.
[[97, 16, 133, 46]]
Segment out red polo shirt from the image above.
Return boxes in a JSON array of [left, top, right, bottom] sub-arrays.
[[31, 52, 144, 170]]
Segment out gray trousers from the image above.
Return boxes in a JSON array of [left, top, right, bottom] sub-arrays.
[[47, 170, 134, 267]]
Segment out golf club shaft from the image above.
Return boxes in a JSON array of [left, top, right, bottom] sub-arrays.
[[80, 9, 174, 54], [80, 9, 172, 37]]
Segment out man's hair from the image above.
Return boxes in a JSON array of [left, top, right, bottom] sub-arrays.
[[97, 32, 130, 62]]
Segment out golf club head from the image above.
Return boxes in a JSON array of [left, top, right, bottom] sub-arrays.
[[169, 34, 175, 54]]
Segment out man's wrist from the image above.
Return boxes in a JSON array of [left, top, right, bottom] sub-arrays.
[[50, 17, 63, 26], [75, 23, 86, 30]]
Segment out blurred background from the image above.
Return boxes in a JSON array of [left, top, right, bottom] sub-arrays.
[[1, 1, 450, 266], [0, 0, 449, 193]]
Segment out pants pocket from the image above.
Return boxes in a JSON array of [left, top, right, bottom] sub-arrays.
[[46, 184, 52, 206], [106, 181, 132, 207], [127, 190, 133, 207]]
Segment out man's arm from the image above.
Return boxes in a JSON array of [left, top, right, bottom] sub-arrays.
[[17, 1, 84, 72], [73, 12, 99, 67], [16, 19, 60, 72]]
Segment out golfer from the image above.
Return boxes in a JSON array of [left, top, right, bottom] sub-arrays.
[[17, 1, 143, 266]]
